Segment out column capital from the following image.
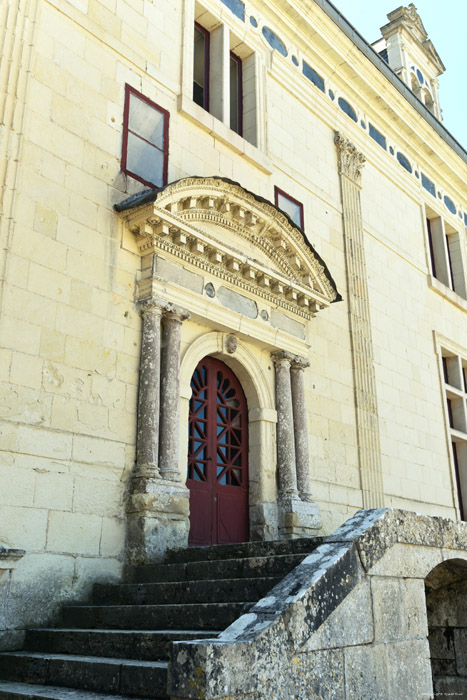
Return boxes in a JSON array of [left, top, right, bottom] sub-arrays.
[[291, 355, 310, 371], [163, 303, 190, 324], [271, 350, 295, 367], [334, 131, 366, 186], [137, 296, 166, 315]]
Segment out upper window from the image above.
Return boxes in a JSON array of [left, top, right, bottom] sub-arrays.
[[274, 187, 304, 229], [440, 349, 467, 520], [426, 211, 467, 299], [193, 23, 210, 111], [122, 85, 169, 189], [230, 51, 242, 136]]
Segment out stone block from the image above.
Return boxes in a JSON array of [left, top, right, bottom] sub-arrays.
[[100, 517, 125, 557], [33, 472, 74, 511], [372, 577, 428, 642], [270, 309, 305, 339], [73, 476, 122, 517], [216, 286, 258, 318], [72, 434, 126, 467], [344, 643, 388, 699], [302, 580, 373, 651], [292, 649, 345, 700], [155, 256, 204, 294], [0, 506, 48, 550], [46, 511, 102, 555], [17, 425, 72, 460], [386, 639, 433, 700]]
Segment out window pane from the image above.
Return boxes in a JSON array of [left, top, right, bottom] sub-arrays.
[[193, 26, 206, 107], [230, 56, 240, 133], [126, 132, 164, 187], [277, 192, 302, 228], [129, 94, 164, 149]]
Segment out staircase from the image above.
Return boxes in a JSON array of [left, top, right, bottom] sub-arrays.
[[0, 538, 323, 700]]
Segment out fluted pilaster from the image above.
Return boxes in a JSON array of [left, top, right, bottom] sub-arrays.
[[335, 132, 384, 509]]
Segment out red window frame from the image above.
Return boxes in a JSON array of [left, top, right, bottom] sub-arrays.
[[194, 22, 210, 111], [230, 51, 243, 137], [274, 186, 304, 229], [121, 84, 170, 190]]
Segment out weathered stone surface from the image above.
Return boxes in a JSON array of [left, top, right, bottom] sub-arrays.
[[154, 256, 203, 294], [216, 286, 258, 318], [371, 577, 428, 642], [386, 639, 433, 700], [270, 309, 304, 339], [369, 541, 442, 578], [302, 580, 373, 652], [292, 649, 345, 700], [344, 643, 388, 699]]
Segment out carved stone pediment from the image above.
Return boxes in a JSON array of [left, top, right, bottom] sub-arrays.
[[116, 177, 340, 319]]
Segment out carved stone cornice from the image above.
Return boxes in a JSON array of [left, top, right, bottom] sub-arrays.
[[119, 177, 341, 320], [334, 132, 366, 186]]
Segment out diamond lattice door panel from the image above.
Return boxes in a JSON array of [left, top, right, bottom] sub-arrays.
[[187, 356, 249, 546]]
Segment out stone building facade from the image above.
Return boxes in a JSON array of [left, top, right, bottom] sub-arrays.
[[1, 0, 467, 665]]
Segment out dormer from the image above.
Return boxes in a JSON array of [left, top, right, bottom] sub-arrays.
[[372, 4, 445, 120]]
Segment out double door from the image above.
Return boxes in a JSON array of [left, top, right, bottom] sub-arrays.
[[187, 356, 249, 546]]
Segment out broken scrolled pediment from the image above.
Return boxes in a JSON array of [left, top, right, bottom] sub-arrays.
[[116, 176, 341, 319]]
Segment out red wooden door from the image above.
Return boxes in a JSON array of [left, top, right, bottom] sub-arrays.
[[187, 357, 249, 546]]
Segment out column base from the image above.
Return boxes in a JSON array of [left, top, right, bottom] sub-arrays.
[[249, 502, 279, 541], [278, 493, 322, 539], [126, 478, 190, 566]]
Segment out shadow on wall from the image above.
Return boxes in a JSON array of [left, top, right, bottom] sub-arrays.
[[426, 558, 467, 699]]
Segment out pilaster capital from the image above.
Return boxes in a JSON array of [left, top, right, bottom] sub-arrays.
[[271, 350, 295, 368], [163, 303, 191, 324], [334, 131, 366, 186], [291, 355, 310, 371], [137, 296, 166, 316]]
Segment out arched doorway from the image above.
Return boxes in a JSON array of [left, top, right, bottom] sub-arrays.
[[426, 559, 467, 698], [187, 356, 249, 546]]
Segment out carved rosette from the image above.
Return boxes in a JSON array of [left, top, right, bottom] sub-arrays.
[[334, 132, 366, 187]]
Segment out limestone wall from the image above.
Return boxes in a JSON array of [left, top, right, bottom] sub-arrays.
[[0, 0, 466, 644]]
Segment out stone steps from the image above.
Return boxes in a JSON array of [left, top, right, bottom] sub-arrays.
[[23, 629, 218, 662], [92, 576, 281, 605], [0, 538, 323, 700], [0, 653, 167, 698], [0, 681, 150, 700]]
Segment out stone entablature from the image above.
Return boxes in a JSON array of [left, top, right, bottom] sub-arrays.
[[119, 177, 340, 321]]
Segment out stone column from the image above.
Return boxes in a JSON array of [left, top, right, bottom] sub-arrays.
[[272, 351, 298, 497], [291, 357, 313, 502], [159, 304, 190, 481], [335, 132, 384, 509], [134, 299, 164, 482], [272, 351, 321, 538]]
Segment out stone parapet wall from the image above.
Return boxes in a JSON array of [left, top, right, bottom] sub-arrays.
[[168, 508, 467, 699]]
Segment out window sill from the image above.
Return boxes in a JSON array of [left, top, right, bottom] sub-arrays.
[[428, 275, 467, 312], [178, 94, 272, 174]]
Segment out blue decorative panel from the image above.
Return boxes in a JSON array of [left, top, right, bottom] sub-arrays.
[[416, 69, 424, 84], [262, 27, 287, 57], [464, 213, 467, 226], [396, 151, 412, 174], [369, 123, 386, 150], [415, 171, 419, 178], [438, 192, 442, 199], [220, 0, 245, 21], [329, 90, 335, 100], [250, 16, 257, 27], [389, 146, 394, 155], [338, 97, 357, 122], [421, 173, 435, 197], [292, 55, 299, 66], [302, 61, 324, 92], [361, 120, 366, 129], [444, 195, 457, 215]]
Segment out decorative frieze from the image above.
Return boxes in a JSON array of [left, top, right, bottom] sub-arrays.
[[119, 177, 340, 320], [335, 132, 384, 510]]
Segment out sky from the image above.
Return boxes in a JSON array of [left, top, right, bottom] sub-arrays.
[[332, 1, 466, 150]]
